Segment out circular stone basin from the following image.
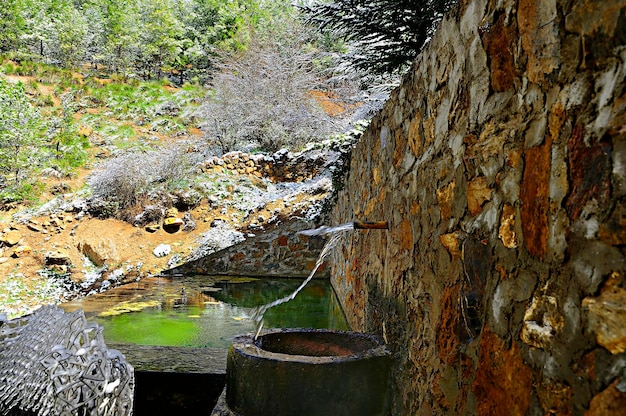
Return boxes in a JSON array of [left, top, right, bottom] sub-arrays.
[[226, 329, 391, 416]]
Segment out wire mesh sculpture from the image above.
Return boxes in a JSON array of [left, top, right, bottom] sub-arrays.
[[0, 305, 134, 415]]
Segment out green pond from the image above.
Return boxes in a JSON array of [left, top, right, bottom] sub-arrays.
[[61, 276, 348, 349]]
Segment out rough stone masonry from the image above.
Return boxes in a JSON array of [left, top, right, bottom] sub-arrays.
[[331, 0, 626, 414]]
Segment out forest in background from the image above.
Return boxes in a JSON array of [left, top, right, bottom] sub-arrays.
[[1, 0, 295, 83], [0, 0, 451, 210]]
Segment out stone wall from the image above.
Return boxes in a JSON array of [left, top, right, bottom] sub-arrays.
[[201, 149, 327, 183], [166, 219, 329, 278], [331, 0, 626, 414]]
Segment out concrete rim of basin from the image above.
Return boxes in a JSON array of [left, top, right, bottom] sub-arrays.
[[231, 328, 389, 363], [226, 328, 392, 416]]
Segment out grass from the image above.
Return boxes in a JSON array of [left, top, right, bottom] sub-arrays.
[[0, 55, 207, 206]]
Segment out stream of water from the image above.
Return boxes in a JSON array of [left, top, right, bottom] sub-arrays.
[[251, 222, 355, 338]]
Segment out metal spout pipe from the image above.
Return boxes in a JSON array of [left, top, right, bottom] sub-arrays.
[[353, 221, 388, 230]]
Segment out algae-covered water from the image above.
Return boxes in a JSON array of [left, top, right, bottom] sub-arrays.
[[61, 276, 347, 349]]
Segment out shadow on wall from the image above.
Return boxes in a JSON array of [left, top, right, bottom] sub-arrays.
[[331, 0, 626, 414]]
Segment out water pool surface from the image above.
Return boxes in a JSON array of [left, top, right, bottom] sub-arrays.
[[61, 276, 348, 349]]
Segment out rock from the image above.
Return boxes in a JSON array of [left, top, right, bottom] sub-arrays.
[[165, 207, 179, 218], [133, 205, 165, 226], [0, 257, 8, 264], [77, 239, 119, 267], [12, 245, 32, 258], [27, 223, 42, 232], [145, 224, 160, 233], [1, 230, 22, 246], [172, 189, 202, 210], [78, 125, 93, 137], [50, 183, 71, 195], [45, 251, 72, 266], [210, 219, 227, 228], [182, 213, 196, 232], [153, 244, 171, 258], [49, 265, 69, 274], [163, 217, 184, 233], [586, 380, 626, 416], [583, 285, 626, 354], [521, 295, 564, 349]]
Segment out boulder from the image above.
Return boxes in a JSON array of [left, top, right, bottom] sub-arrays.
[[12, 245, 32, 258], [45, 251, 72, 266], [145, 224, 160, 233], [77, 239, 119, 267], [163, 217, 183, 233], [165, 207, 179, 218], [1, 230, 22, 246], [153, 244, 171, 258]]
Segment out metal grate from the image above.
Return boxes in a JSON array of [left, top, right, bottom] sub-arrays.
[[0, 305, 134, 415]]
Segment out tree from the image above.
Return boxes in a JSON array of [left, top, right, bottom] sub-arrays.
[[0, 77, 45, 199], [136, 0, 185, 79], [175, 0, 246, 83], [101, 0, 141, 76], [301, 0, 457, 75], [196, 23, 335, 154], [0, 0, 26, 53], [50, 5, 89, 67]]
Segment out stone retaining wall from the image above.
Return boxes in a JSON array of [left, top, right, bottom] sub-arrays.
[[331, 0, 626, 414], [166, 220, 328, 278], [201, 149, 327, 183]]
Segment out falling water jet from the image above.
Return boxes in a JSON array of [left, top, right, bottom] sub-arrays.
[[297, 220, 388, 236], [250, 220, 388, 339]]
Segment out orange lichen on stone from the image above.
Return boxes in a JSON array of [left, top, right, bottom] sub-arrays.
[[521, 295, 564, 349], [537, 379, 572, 416], [308, 90, 357, 116], [440, 232, 462, 258], [498, 204, 517, 248], [505, 147, 522, 168], [520, 135, 551, 259], [583, 283, 626, 354], [565, 0, 626, 37], [392, 130, 406, 168], [407, 112, 423, 157], [565, 124, 611, 220], [231, 252, 245, 261], [586, 380, 626, 416], [480, 13, 517, 92], [518, 0, 559, 84], [467, 177, 492, 216], [599, 201, 626, 245], [397, 219, 413, 251], [436, 284, 462, 365], [473, 329, 533, 416], [437, 182, 456, 220]]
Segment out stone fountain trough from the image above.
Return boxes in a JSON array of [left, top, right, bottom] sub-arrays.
[[224, 328, 392, 416]]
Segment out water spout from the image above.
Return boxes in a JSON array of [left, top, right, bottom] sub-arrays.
[[251, 220, 388, 338], [297, 221, 388, 236], [353, 220, 388, 230]]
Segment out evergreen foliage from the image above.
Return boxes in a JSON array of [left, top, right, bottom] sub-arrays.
[[0, 0, 283, 83], [302, 0, 457, 75], [0, 77, 45, 201]]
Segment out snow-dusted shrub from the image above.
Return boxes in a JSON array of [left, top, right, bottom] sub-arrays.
[[197, 25, 336, 154], [88, 144, 192, 214]]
